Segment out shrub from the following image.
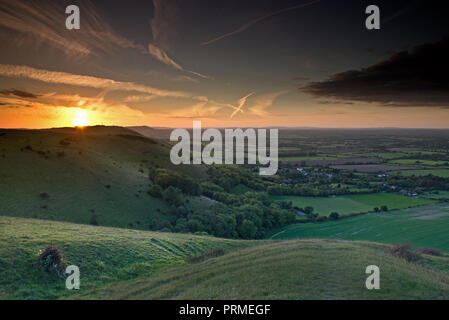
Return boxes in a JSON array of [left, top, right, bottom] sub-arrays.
[[419, 248, 441, 256], [39, 192, 50, 199], [380, 205, 388, 212], [316, 216, 327, 222], [185, 248, 225, 264], [38, 245, 66, 278], [90, 213, 99, 226], [384, 243, 421, 262], [148, 184, 163, 198], [329, 212, 340, 220]]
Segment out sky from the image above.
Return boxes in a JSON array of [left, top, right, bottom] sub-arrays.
[[0, 0, 448, 129]]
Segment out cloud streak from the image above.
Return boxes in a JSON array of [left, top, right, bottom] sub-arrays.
[[0, 64, 210, 101], [201, 0, 321, 46], [147, 44, 212, 79], [0, 0, 210, 79]]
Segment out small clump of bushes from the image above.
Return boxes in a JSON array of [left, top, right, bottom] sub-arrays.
[[384, 243, 421, 263], [419, 248, 441, 256], [38, 245, 66, 278]]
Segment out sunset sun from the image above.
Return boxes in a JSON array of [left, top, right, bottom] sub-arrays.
[[72, 110, 90, 127]]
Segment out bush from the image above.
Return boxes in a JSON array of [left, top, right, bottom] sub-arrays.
[[39, 192, 50, 199], [316, 216, 327, 222], [185, 248, 225, 264], [384, 243, 421, 262], [38, 246, 66, 278], [329, 212, 340, 220], [419, 248, 441, 256], [148, 184, 163, 198], [90, 213, 99, 226]]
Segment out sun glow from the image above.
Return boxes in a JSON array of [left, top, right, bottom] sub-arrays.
[[72, 110, 90, 127]]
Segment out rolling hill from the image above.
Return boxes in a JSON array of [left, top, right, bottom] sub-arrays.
[[74, 239, 449, 300], [0, 216, 257, 299], [0, 126, 206, 230], [2, 216, 449, 300]]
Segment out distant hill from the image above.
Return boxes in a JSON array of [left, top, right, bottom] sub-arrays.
[[0, 126, 206, 230], [127, 126, 173, 141]]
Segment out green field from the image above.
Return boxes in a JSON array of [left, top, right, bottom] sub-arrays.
[[81, 239, 449, 300], [423, 191, 449, 200], [391, 169, 449, 178], [345, 193, 436, 210], [0, 216, 256, 299], [271, 203, 449, 252], [270, 193, 436, 216]]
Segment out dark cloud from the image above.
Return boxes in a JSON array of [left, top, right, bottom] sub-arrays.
[[301, 37, 449, 107], [317, 101, 354, 105], [0, 89, 40, 99]]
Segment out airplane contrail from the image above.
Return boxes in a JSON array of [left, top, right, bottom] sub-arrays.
[[230, 92, 254, 119], [201, 0, 321, 46]]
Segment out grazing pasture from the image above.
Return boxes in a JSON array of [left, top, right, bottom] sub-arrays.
[[270, 193, 436, 216], [271, 203, 449, 252], [391, 169, 449, 178]]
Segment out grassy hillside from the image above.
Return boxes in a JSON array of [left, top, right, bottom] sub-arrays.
[[0, 216, 256, 299], [271, 203, 449, 252], [0, 126, 206, 229], [80, 239, 449, 300]]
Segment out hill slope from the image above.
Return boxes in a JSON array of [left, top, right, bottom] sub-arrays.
[[83, 239, 449, 300], [0, 216, 256, 299], [0, 126, 206, 229]]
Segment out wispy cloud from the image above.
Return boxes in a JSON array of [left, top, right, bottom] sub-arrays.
[[248, 91, 288, 117], [0, 0, 144, 57], [201, 0, 321, 46], [230, 93, 254, 119], [0, 0, 211, 79], [0, 64, 207, 101], [147, 44, 213, 80], [0, 89, 41, 99]]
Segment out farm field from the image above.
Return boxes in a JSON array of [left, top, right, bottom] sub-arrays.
[[270, 193, 437, 216], [389, 159, 449, 166], [423, 191, 449, 200], [345, 193, 437, 210], [271, 203, 449, 252], [391, 169, 449, 178]]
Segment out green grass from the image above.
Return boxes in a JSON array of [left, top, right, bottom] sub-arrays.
[[0, 216, 256, 299], [79, 239, 449, 300], [423, 191, 449, 200], [0, 127, 206, 230], [345, 193, 436, 210], [270, 193, 436, 216], [271, 203, 449, 252], [391, 169, 449, 178]]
